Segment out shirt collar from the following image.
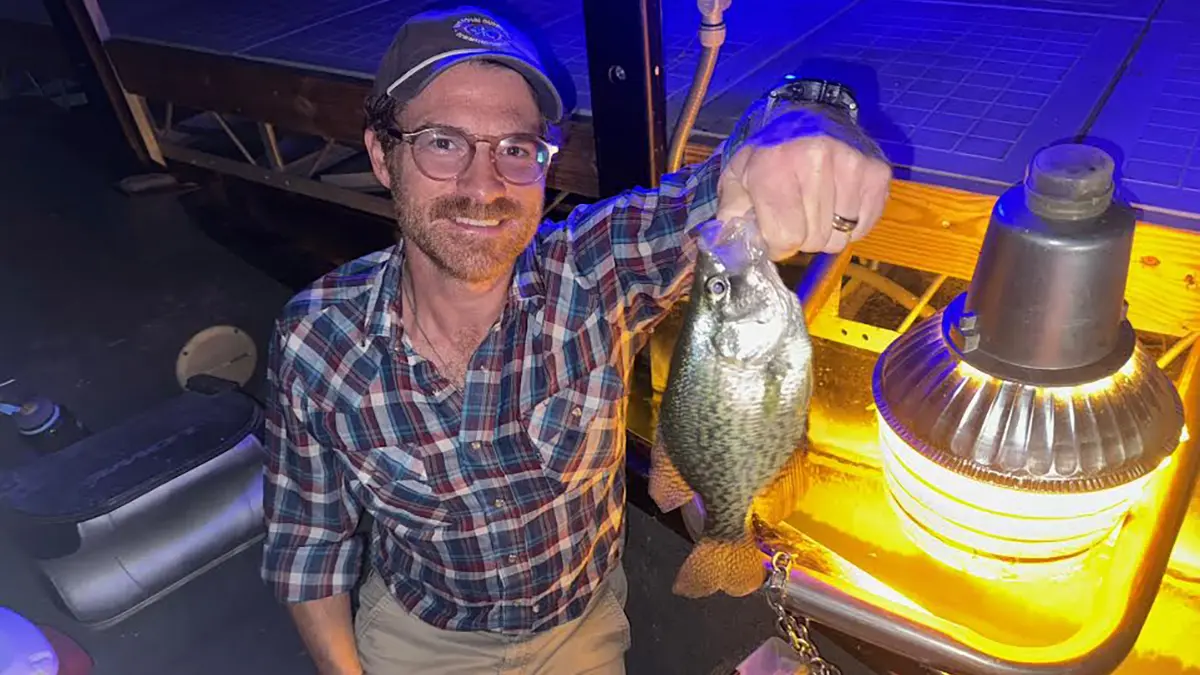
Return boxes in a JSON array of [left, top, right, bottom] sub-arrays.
[[362, 235, 547, 340]]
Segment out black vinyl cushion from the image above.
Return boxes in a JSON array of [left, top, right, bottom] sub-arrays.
[[2, 387, 262, 524]]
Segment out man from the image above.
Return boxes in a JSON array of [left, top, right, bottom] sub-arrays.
[[261, 5, 891, 675]]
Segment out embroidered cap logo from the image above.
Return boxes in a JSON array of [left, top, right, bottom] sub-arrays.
[[453, 16, 510, 47]]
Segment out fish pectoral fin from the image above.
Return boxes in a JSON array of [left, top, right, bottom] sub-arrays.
[[672, 534, 767, 599], [648, 436, 696, 514]]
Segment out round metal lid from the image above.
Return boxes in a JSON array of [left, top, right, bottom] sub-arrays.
[[175, 325, 258, 390], [1023, 143, 1116, 221]]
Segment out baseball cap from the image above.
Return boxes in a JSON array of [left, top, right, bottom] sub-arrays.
[[372, 5, 565, 123]]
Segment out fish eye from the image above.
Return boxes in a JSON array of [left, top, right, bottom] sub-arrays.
[[705, 276, 729, 298]]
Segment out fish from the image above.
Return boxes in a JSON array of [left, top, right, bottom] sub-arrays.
[[649, 213, 815, 599]]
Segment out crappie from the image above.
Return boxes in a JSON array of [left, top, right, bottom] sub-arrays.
[[650, 213, 814, 598]]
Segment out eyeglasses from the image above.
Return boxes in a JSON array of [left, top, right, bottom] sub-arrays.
[[387, 125, 559, 186]]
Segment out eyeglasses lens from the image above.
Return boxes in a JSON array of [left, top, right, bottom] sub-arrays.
[[409, 129, 551, 185]]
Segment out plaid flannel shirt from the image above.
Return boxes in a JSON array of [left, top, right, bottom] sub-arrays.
[[261, 103, 762, 634]]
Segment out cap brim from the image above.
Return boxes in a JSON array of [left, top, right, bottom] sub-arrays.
[[409, 51, 565, 123]]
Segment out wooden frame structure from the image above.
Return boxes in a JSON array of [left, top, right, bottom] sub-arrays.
[[6, 0, 1192, 341], [101, 30, 1200, 342]]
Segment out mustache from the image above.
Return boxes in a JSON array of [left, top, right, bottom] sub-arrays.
[[429, 195, 524, 222]]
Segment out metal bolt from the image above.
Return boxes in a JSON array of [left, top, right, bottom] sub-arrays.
[[608, 66, 626, 83], [961, 332, 980, 352], [953, 311, 980, 352], [960, 312, 978, 332]]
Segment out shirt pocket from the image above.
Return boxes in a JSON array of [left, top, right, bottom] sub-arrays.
[[524, 364, 626, 486], [353, 443, 464, 535], [308, 401, 462, 537]]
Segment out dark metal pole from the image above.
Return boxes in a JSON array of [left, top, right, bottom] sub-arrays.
[[581, 0, 667, 198]]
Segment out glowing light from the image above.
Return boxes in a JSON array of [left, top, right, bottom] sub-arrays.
[[880, 413, 1161, 566], [954, 355, 1138, 399], [872, 307, 1185, 572]]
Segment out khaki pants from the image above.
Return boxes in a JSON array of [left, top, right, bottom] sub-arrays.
[[355, 567, 631, 675]]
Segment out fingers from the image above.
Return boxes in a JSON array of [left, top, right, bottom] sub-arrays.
[[806, 140, 836, 254], [718, 145, 810, 260], [824, 150, 892, 251], [714, 149, 754, 226], [824, 145, 865, 252], [752, 154, 808, 260], [715, 123, 893, 259], [745, 140, 834, 259], [854, 159, 893, 242], [832, 147, 865, 225]]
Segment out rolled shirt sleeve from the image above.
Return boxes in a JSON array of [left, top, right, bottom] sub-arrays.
[[261, 327, 365, 603]]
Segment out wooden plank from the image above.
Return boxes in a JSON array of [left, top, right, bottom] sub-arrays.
[[41, 0, 153, 166], [685, 139, 1200, 338], [161, 141, 396, 219], [104, 38, 600, 198], [124, 93, 164, 165], [852, 180, 1200, 338], [107, 38, 370, 146], [546, 122, 598, 200]]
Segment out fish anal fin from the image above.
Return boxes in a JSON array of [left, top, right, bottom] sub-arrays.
[[753, 446, 811, 529], [672, 535, 767, 599], [648, 435, 696, 514]]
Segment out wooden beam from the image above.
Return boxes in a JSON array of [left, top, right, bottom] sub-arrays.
[[123, 93, 164, 164], [107, 39, 369, 145], [105, 38, 600, 197], [161, 141, 395, 219], [42, 0, 153, 166]]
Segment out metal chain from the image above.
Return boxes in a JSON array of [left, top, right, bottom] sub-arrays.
[[766, 551, 842, 675]]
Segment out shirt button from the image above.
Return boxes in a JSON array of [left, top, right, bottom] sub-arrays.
[[508, 554, 518, 564], [571, 407, 583, 418], [471, 441, 482, 451], [493, 498, 506, 509], [533, 604, 541, 614]]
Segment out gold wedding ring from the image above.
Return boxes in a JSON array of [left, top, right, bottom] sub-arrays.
[[832, 213, 859, 233]]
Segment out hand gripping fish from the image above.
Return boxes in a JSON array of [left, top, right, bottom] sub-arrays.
[[650, 213, 814, 599]]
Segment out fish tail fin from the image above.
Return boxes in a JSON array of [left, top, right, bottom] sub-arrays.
[[672, 534, 767, 599], [648, 435, 695, 514]]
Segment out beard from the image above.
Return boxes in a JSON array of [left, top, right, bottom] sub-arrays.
[[389, 162, 541, 284]]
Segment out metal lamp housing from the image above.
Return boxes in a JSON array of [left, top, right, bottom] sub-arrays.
[[872, 144, 1186, 562]]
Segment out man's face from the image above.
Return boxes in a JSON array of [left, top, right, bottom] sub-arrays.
[[366, 62, 547, 284]]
